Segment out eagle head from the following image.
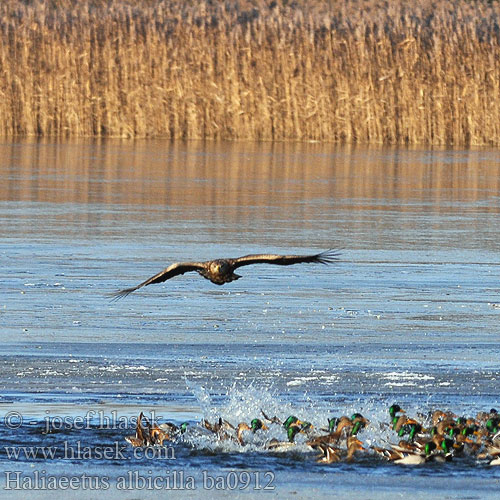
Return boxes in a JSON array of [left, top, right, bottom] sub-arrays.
[[210, 259, 230, 276]]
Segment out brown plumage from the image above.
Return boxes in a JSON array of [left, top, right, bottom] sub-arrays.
[[307, 416, 353, 448], [315, 437, 365, 464], [111, 249, 340, 299], [125, 412, 151, 447]]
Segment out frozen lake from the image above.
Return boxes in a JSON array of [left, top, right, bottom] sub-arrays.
[[1, 140, 500, 498]]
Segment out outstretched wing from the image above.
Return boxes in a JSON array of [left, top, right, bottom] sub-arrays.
[[231, 249, 340, 269], [110, 261, 205, 300]]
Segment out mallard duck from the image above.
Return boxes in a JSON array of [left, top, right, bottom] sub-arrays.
[[435, 417, 457, 436], [282, 415, 301, 430], [125, 412, 151, 447], [260, 409, 282, 425], [487, 444, 500, 466], [493, 430, 500, 444], [430, 409, 456, 426], [266, 416, 307, 450], [324, 417, 341, 433], [150, 425, 170, 445], [392, 440, 452, 465], [315, 436, 364, 464], [345, 436, 365, 462], [350, 413, 369, 435], [307, 416, 353, 448], [236, 423, 252, 445], [476, 408, 498, 424], [373, 439, 423, 462], [158, 421, 189, 436], [486, 417, 499, 435], [430, 435, 454, 460], [152, 420, 190, 444], [389, 404, 405, 427], [315, 443, 342, 463], [236, 418, 268, 445], [398, 422, 423, 441], [250, 418, 267, 432], [372, 446, 404, 461], [391, 439, 424, 454], [393, 452, 427, 465], [202, 417, 235, 440], [393, 415, 408, 433]]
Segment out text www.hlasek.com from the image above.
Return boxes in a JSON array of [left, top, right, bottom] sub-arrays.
[[4, 441, 174, 461], [4, 470, 276, 490]]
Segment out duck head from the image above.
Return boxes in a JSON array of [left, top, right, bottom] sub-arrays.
[[389, 404, 405, 419], [328, 417, 340, 433], [250, 418, 268, 432]]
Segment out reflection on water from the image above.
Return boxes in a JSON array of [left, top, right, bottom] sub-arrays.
[[3, 139, 500, 209], [1, 139, 500, 497]]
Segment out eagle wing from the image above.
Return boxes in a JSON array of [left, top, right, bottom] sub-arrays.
[[231, 249, 340, 269], [111, 261, 205, 300]]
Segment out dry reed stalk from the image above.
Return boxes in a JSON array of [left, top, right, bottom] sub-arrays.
[[0, 0, 499, 145]]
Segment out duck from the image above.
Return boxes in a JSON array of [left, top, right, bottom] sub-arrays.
[[373, 439, 423, 462], [398, 421, 424, 441], [236, 423, 252, 445], [150, 420, 190, 445], [486, 417, 500, 435], [350, 413, 370, 435], [315, 436, 364, 464], [306, 416, 353, 448], [431, 410, 448, 426], [487, 444, 500, 466], [390, 439, 424, 454], [324, 417, 341, 433], [435, 417, 457, 436], [260, 409, 282, 425], [429, 435, 454, 461], [236, 418, 268, 445], [392, 440, 452, 465], [202, 417, 235, 441], [372, 445, 405, 461], [476, 408, 498, 424], [267, 416, 307, 450], [388, 404, 405, 428], [125, 412, 151, 447], [315, 443, 342, 463], [393, 452, 427, 465], [345, 436, 365, 462], [149, 425, 170, 445], [158, 421, 189, 436]]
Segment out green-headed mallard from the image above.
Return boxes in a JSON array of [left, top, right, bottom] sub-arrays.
[[351, 413, 369, 435], [236, 418, 269, 445]]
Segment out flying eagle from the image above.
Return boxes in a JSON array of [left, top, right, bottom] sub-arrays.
[[111, 249, 340, 299]]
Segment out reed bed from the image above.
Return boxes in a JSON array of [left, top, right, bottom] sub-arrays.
[[1, 0, 500, 145]]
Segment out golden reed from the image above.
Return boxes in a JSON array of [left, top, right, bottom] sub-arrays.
[[1, 0, 500, 145]]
